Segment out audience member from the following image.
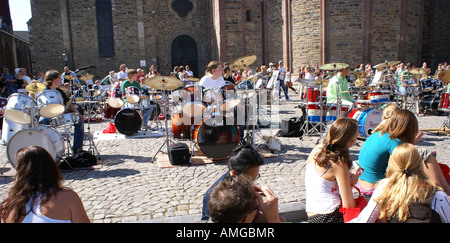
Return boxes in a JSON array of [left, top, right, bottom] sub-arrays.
[[0, 146, 90, 223], [305, 117, 362, 223], [352, 143, 450, 223]]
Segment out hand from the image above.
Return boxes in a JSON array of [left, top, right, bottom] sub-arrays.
[[415, 129, 424, 145], [350, 165, 363, 185], [254, 185, 280, 223]]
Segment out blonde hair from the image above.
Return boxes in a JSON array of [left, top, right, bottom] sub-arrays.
[[380, 109, 418, 144], [374, 143, 437, 222], [373, 103, 400, 132]]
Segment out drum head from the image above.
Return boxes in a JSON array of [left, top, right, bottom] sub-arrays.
[[108, 98, 124, 108], [7, 128, 60, 167], [4, 109, 32, 124], [40, 104, 65, 118], [115, 108, 142, 136], [127, 95, 140, 104], [194, 116, 240, 160], [182, 103, 205, 117]]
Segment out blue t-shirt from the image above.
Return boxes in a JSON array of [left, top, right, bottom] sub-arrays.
[[358, 132, 402, 184]]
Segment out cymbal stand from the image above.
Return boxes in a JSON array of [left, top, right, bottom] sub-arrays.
[[83, 101, 101, 163], [151, 83, 171, 163]]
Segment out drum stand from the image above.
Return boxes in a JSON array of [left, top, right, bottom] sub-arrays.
[[299, 82, 327, 140], [151, 86, 171, 163]]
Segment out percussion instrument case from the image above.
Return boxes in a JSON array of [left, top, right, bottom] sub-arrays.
[[168, 143, 191, 165]]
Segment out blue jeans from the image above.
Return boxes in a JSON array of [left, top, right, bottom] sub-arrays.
[[278, 79, 289, 100], [39, 115, 84, 152]]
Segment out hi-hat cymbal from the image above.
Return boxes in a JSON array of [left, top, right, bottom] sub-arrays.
[[229, 55, 257, 70], [63, 74, 77, 80], [79, 73, 94, 81], [144, 76, 182, 90], [438, 70, 450, 83], [25, 82, 46, 93], [319, 63, 349, 70]]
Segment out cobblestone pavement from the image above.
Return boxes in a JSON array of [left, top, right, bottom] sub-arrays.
[[0, 97, 448, 223]]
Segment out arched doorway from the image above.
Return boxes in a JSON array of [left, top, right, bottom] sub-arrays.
[[171, 35, 199, 78]]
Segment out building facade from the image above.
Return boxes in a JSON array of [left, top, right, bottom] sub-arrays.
[[28, 0, 449, 78]]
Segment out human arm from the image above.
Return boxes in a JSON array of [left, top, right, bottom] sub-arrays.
[[64, 190, 90, 223], [334, 163, 356, 209]]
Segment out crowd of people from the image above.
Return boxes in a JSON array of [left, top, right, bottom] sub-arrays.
[[1, 60, 449, 223]]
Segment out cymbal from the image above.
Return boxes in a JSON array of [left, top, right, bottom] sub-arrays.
[[63, 75, 77, 80], [25, 82, 46, 93], [229, 55, 257, 70], [314, 78, 329, 87], [188, 77, 199, 82], [144, 76, 182, 91], [75, 100, 99, 104], [319, 63, 349, 70], [409, 68, 429, 75], [298, 79, 317, 87], [387, 60, 401, 66], [354, 71, 367, 79], [79, 73, 94, 81], [438, 70, 450, 83]]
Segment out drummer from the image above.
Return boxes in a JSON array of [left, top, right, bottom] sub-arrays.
[[121, 69, 153, 128], [199, 61, 226, 90], [40, 70, 85, 154], [326, 65, 356, 108], [397, 63, 416, 96]]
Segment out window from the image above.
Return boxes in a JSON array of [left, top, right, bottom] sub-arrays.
[[246, 10, 251, 22], [96, 0, 115, 57]]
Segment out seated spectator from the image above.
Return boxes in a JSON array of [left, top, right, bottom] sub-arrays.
[[358, 109, 450, 198], [201, 144, 264, 221], [0, 146, 90, 223], [305, 117, 363, 223], [208, 174, 280, 223], [352, 143, 450, 223]]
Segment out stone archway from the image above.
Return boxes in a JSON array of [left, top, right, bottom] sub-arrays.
[[171, 35, 199, 78]]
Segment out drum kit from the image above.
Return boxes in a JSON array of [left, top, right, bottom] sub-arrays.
[[0, 81, 99, 169], [298, 62, 384, 140]]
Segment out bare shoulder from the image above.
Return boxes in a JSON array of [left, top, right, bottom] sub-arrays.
[[55, 189, 83, 205]]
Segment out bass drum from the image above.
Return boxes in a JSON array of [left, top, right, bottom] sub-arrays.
[[7, 125, 64, 167], [114, 108, 142, 136], [348, 108, 382, 138], [192, 116, 240, 160]]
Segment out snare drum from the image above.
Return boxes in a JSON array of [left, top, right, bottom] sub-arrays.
[[326, 104, 350, 122], [7, 125, 64, 167], [219, 82, 241, 112], [126, 86, 140, 104], [36, 89, 65, 119], [439, 92, 449, 110], [114, 108, 142, 136], [182, 85, 206, 117], [4, 93, 37, 124], [108, 87, 124, 108], [51, 113, 79, 127], [192, 115, 240, 160]]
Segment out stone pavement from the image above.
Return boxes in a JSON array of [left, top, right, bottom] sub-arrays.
[[0, 97, 448, 223]]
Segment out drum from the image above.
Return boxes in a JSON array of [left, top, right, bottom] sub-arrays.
[[182, 85, 205, 117], [108, 87, 124, 108], [103, 103, 121, 119], [420, 79, 434, 92], [1, 117, 31, 145], [237, 80, 253, 90], [51, 113, 79, 127], [4, 93, 37, 124], [439, 92, 449, 110], [36, 89, 65, 119], [356, 100, 373, 109], [114, 108, 142, 136], [219, 82, 241, 112], [433, 79, 444, 91], [348, 108, 382, 138], [304, 103, 326, 122], [326, 104, 350, 122], [192, 115, 240, 160], [305, 87, 320, 102], [126, 86, 140, 104], [171, 112, 195, 140], [7, 125, 64, 167], [367, 91, 390, 104]]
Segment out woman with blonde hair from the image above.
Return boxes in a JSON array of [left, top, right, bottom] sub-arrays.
[[352, 143, 450, 223], [305, 117, 363, 223], [373, 103, 400, 133], [358, 109, 450, 198]]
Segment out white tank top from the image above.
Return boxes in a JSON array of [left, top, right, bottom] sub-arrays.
[[22, 195, 72, 223], [305, 162, 342, 214]]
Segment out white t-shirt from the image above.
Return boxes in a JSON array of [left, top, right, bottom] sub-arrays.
[[117, 71, 127, 80], [199, 75, 226, 90]]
